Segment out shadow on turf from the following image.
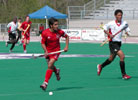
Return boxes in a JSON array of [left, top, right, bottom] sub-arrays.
[[47, 87, 84, 92], [100, 77, 133, 80]]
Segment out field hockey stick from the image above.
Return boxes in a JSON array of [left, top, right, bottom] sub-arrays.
[[22, 24, 30, 39], [2, 33, 5, 41], [23, 24, 30, 35], [124, 34, 127, 43], [100, 24, 128, 46], [32, 50, 65, 59]]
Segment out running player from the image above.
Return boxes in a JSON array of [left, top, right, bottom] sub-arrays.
[[39, 24, 44, 36], [97, 9, 131, 79], [40, 17, 69, 91], [16, 18, 22, 44], [6, 17, 18, 52], [20, 16, 32, 53]]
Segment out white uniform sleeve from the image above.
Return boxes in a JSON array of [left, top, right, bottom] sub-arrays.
[[16, 23, 18, 29], [103, 22, 110, 31], [7, 22, 12, 28]]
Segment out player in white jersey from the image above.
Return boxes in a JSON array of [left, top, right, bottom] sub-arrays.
[[6, 17, 18, 52], [97, 9, 131, 79]]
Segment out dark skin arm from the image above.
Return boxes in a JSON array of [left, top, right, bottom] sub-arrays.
[[104, 30, 114, 39]]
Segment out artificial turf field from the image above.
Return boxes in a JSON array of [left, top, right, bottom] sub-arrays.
[[0, 41, 138, 100]]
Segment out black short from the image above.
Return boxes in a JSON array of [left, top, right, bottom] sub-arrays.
[[9, 32, 16, 40], [109, 41, 121, 55]]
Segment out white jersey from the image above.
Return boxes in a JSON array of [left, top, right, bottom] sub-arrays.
[[7, 21, 18, 34], [103, 20, 130, 42]]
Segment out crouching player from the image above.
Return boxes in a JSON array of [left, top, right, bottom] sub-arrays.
[[40, 17, 69, 91], [97, 9, 131, 79]]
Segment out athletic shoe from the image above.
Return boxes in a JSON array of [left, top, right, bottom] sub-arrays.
[[9, 50, 12, 53], [15, 44, 18, 46], [24, 50, 27, 53], [5, 42, 8, 47], [19, 41, 22, 46], [122, 74, 131, 80], [40, 82, 48, 91], [97, 64, 102, 76], [55, 68, 61, 81]]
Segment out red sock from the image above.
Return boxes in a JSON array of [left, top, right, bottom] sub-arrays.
[[23, 44, 26, 51], [22, 40, 24, 44], [45, 69, 53, 83]]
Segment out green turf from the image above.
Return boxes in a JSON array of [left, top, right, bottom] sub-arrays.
[[0, 42, 138, 100]]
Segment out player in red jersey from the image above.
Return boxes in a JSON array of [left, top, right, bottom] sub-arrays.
[[39, 24, 44, 36], [40, 17, 69, 91], [20, 16, 32, 53]]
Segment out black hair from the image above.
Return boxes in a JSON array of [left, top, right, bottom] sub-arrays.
[[18, 18, 22, 20], [25, 15, 30, 19], [13, 17, 17, 22], [114, 9, 123, 16], [48, 17, 58, 28]]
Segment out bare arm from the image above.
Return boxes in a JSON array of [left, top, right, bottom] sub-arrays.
[[104, 30, 113, 39], [64, 35, 69, 52], [41, 44, 48, 56], [125, 31, 131, 36]]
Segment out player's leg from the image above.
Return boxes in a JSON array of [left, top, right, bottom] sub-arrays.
[[16, 30, 21, 43], [45, 58, 56, 82], [97, 54, 116, 75], [23, 38, 27, 53], [23, 37, 30, 53], [26, 39, 30, 44], [97, 42, 117, 76], [9, 39, 16, 52], [117, 50, 131, 79], [40, 58, 56, 90], [7, 34, 16, 52], [102, 54, 116, 68], [6, 33, 12, 47], [53, 65, 61, 81], [18, 31, 22, 45]]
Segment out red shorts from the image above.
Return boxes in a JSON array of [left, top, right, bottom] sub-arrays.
[[22, 33, 30, 40], [46, 53, 60, 61]]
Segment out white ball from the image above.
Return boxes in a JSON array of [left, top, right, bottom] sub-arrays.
[[49, 92, 53, 95]]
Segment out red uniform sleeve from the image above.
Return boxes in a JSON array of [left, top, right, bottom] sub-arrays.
[[41, 31, 46, 44], [59, 30, 68, 38]]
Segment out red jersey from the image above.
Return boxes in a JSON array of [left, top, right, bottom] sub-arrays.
[[41, 28, 68, 53], [39, 26, 44, 31], [20, 21, 32, 34]]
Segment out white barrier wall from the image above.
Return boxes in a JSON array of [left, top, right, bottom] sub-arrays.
[[81, 29, 105, 41], [63, 29, 82, 40], [63, 29, 105, 41]]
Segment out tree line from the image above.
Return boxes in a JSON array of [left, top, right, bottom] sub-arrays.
[[0, 0, 91, 23]]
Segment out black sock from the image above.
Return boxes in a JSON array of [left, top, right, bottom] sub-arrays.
[[7, 41, 12, 44], [10, 43, 15, 50], [120, 61, 126, 76], [101, 59, 112, 68]]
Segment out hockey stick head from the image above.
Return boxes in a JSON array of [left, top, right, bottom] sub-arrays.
[[32, 54, 37, 59]]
